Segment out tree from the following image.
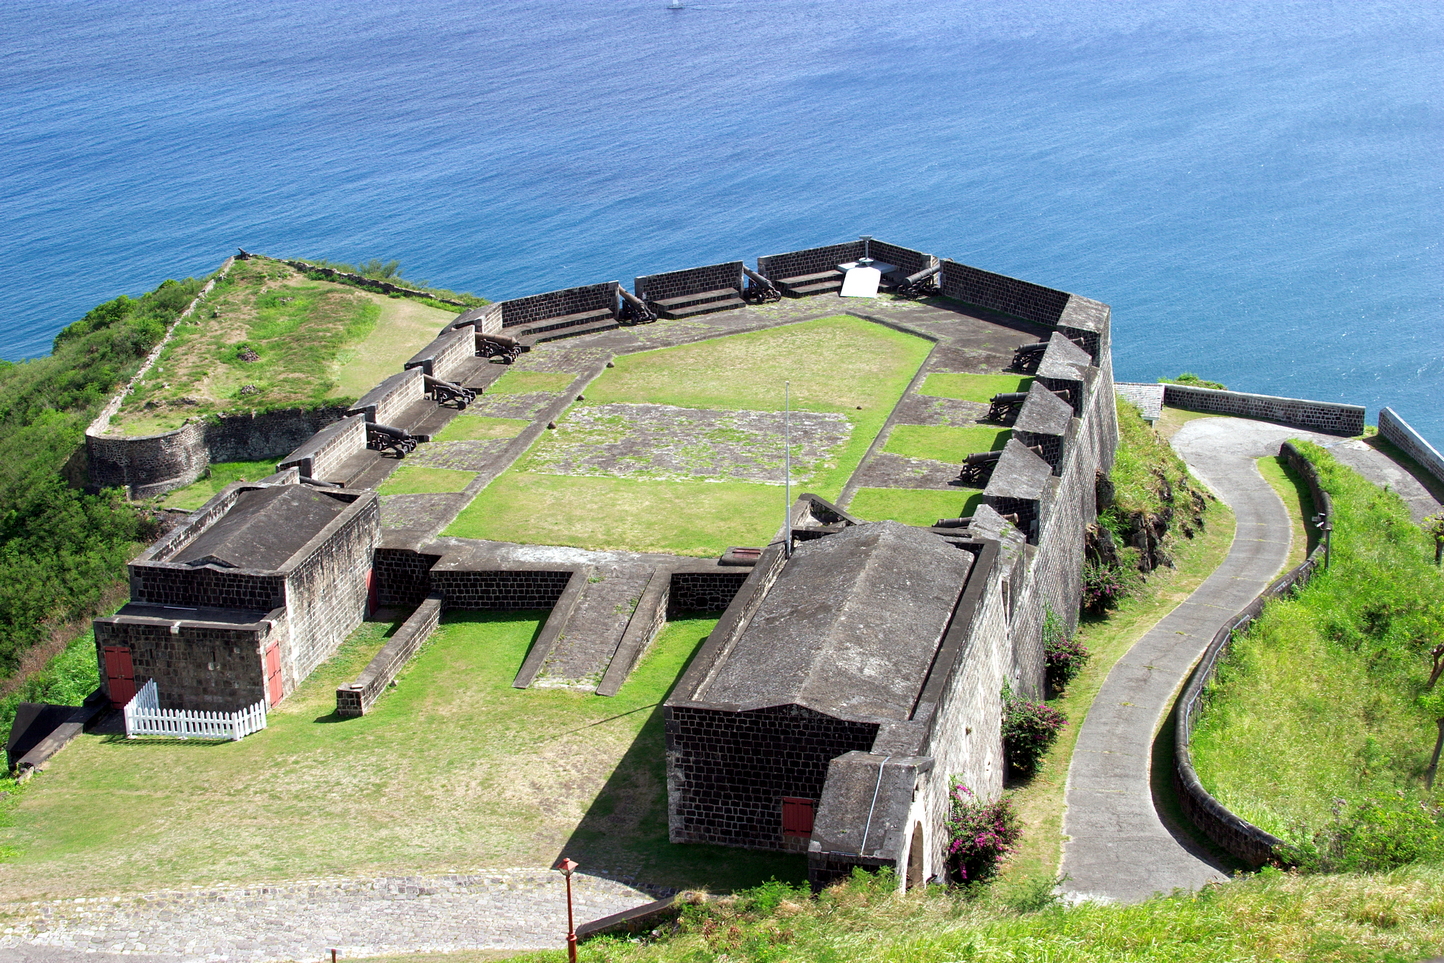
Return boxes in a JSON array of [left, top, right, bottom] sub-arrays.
[[1425, 512, 1444, 566]]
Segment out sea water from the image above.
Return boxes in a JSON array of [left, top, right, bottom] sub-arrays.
[[1, 1, 1439, 439]]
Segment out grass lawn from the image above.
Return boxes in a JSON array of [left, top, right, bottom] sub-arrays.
[[109, 258, 453, 435], [845, 487, 984, 526], [446, 317, 931, 552], [883, 424, 1010, 463], [488, 370, 577, 394], [1256, 453, 1316, 570], [918, 373, 1032, 403], [998, 498, 1237, 883], [431, 415, 530, 442], [447, 475, 787, 556], [153, 459, 282, 511], [377, 466, 477, 495], [0, 613, 800, 900]]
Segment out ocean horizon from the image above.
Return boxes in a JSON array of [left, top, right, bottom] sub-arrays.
[[1, 0, 1439, 440]]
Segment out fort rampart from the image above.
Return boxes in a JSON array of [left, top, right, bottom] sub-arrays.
[[1161, 383, 1365, 436], [1379, 407, 1444, 491]]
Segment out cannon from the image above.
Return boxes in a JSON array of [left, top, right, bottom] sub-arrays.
[[933, 516, 974, 529], [742, 266, 782, 304], [424, 374, 476, 408], [987, 391, 1030, 423], [1009, 341, 1050, 373], [956, 449, 1003, 486], [893, 263, 942, 299], [366, 423, 417, 457], [618, 288, 658, 324], [477, 332, 523, 364]]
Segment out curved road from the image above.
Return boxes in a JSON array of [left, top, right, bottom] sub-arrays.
[[1060, 417, 1440, 903]]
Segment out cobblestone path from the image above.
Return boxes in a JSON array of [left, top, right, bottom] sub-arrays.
[[0, 871, 656, 963]]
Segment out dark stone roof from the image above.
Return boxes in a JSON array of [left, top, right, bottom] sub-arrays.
[[173, 486, 347, 570], [694, 521, 973, 722], [1036, 332, 1094, 381], [1058, 294, 1109, 333], [1014, 381, 1073, 436], [984, 439, 1055, 500]]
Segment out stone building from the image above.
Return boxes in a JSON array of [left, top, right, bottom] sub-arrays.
[[94, 476, 379, 713]]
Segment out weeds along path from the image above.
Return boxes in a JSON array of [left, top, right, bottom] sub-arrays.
[[1060, 418, 1310, 902]]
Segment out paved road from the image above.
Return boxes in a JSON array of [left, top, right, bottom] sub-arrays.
[[1059, 417, 1440, 903], [0, 871, 655, 963]]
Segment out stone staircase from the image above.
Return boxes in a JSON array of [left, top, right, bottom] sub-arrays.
[[770, 269, 844, 297], [510, 308, 621, 347], [649, 287, 746, 319]]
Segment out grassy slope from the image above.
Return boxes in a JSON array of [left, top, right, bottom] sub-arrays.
[[0, 614, 800, 899], [446, 316, 932, 554], [1190, 443, 1443, 837], [153, 459, 282, 511]]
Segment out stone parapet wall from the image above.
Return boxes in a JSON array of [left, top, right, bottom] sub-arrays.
[[404, 326, 476, 383], [277, 413, 368, 482], [1379, 408, 1444, 489], [938, 260, 1071, 326], [429, 568, 572, 610], [497, 282, 619, 330], [373, 546, 443, 608], [350, 369, 425, 427], [636, 262, 744, 305], [1173, 441, 1329, 868], [757, 242, 864, 282], [668, 571, 750, 614], [336, 595, 442, 717], [1161, 383, 1364, 436], [281, 259, 469, 307]]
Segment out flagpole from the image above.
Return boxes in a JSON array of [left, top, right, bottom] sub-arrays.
[[784, 381, 791, 558]]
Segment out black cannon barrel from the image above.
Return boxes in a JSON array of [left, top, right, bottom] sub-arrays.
[[479, 332, 520, 348], [933, 516, 974, 529], [1015, 341, 1049, 355], [963, 450, 1003, 466], [369, 423, 411, 440], [904, 263, 943, 285], [742, 266, 778, 293], [990, 392, 1029, 405]]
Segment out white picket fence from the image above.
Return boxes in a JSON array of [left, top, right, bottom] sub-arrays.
[[123, 680, 267, 741]]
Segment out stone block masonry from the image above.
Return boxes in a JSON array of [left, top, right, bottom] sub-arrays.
[[406, 325, 478, 383], [496, 282, 620, 331], [1379, 407, 1444, 490], [350, 368, 427, 427], [278, 412, 369, 482], [1162, 383, 1365, 436], [337, 595, 443, 716], [939, 259, 1071, 326], [429, 568, 573, 610]]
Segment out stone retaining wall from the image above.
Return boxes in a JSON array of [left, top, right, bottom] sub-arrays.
[[1173, 440, 1330, 867], [429, 568, 572, 610], [350, 369, 426, 427], [277, 413, 369, 482], [635, 261, 744, 305], [1379, 408, 1444, 490], [938, 259, 1071, 326], [337, 595, 443, 716], [1161, 383, 1364, 436], [405, 326, 476, 383], [668, 571, 750, 614]]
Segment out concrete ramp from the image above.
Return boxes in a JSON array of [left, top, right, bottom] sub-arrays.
[[522, 565, 663, 693]]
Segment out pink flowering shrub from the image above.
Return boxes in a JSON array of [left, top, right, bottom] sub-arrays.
[[944, 782, 1020, 883], [1002, 685, 1066, 776]]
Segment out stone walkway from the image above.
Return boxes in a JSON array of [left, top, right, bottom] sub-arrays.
[[0, 871, 656, 963], [1060, 416, 1441, 903]]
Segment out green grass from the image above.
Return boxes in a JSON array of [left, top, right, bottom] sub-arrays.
[[431, 415, 530, 442], [487, 370, 576, 394], [0, 613, 799, 899], [846, 487, 984, 526], [154, 459, 282, 511], [1256, 453, 1316, 571], [446, 475, 787, 556], [446, 317, 932, 552], [918, 372, 1032, 403], [376, 466, 477, 495], [883, 424, 1010, 462], [1190, 443, 1444, 840]]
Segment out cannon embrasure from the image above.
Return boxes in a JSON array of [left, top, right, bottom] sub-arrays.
[[741, 266, 782, 304], [477, 332, 523, 364], [618, 288, 658, 324], [366, 422, 417, 457], [1009, 341, 1050, 373], [987, 391, 1030, 423], [893, 263, 942, 299], [423, 374, 476, 408], [956, 449, 1003, 486]]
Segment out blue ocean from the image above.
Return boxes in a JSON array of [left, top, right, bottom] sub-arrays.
[[1, 1, 1439, 440]]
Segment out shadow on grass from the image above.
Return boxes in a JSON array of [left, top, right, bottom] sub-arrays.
[[553, 614, 807, 896]]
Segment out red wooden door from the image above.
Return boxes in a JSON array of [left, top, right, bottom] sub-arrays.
[[103, 646, 136, 707], [366, 567, 377, 617], [782, 797, 816, 838], [264, 643, 283, 707]]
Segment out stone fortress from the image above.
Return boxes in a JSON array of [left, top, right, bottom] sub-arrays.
[[74, 236, 1435, 889]]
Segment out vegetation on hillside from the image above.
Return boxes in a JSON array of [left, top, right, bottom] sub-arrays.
[[1161, 372, 1227, 391], [1085, 398, 1211, 612], [0, 277, 204, 683], [1191, 442, 1444, 869]]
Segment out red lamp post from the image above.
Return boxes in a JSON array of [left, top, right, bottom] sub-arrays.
[[554, 856, 580, 963]]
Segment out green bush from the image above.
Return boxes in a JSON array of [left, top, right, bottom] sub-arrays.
[[1002, 684, 1066, 777], [1160, 372, 1227, 391], [1282, 796, 1444, 873]]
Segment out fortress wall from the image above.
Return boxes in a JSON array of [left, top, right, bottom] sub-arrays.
[[281, 259, 468, 306], [373, 546, 443, 608], [404, 326, 476, 383], [939, 260, 1071, 326], [336, 595, 443, 717], [1379, 408, 1444, 489], [428, 568, 572, 610], [757, 242, 864, 282], [349, 369, 425, 426], [497, 282, 619, 330], [94, 614, 278, 713], [277, 413, 369, 483], [1161, 383, 1364, 436], [636, 262, 744, 304], [204, 407, 351, 463]]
